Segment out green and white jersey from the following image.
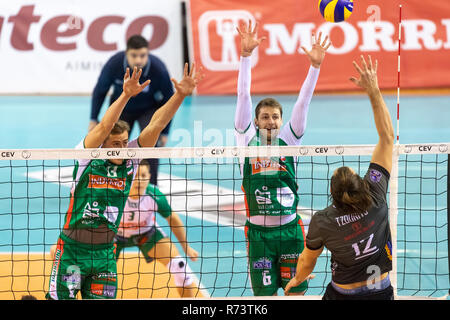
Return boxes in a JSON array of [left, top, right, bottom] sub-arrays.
[[62, 139, 140, 233], [117, 184, 173, 238], [237, 123, 302, 226]]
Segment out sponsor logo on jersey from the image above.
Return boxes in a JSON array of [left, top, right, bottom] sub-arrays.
[[252, 258, 272, 270], [280, 266, 296, 279], [344, 220, 375, 241], [369, 169, 382, 183], [87, 174, 126, 190], [90, 283, 116, 297], [279, 253, 299, 265], [92, 272, 117, 283], [250, 157, 287, 175]]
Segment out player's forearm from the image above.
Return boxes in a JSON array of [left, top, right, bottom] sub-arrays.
[[139, 92, 185, 147], [235, 56, 253, 132], [84, 92, 131, 148], [169, 214, 189, 252], [98, 92, 130, 132], [293, 253, 316, 284], [368, 88, 394, 144], [289, 66, 320, 137]]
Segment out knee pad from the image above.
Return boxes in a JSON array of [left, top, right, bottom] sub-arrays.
[[166, 256, 194, 287]]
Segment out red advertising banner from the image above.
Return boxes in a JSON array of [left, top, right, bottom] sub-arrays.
[[188, 0, 450, 94]]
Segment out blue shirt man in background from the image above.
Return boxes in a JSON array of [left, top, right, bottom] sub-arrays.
[[89, 35, 174, 186]]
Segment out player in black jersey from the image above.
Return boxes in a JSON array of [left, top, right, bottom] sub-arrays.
[[285, 55, 395, 300]]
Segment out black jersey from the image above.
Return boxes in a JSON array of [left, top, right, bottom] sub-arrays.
[[306, 163, 393, 284]]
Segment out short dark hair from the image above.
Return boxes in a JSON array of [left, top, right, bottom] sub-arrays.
[[139, 159, 150, 169], [110, 120, 130, 135], [126, 35, 148, 51], [330, 166, 373, 214], [255, 98, 283, 119]]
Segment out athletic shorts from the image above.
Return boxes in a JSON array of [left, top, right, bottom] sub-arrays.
[[46, 232, 118, 300], [322, 283, 394, 300], [245, 215, 308, 296], [114, 226, 166, 263]]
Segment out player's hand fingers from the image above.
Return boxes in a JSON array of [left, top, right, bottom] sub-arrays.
[[301, 46, 309, 56], [123, 67, 130, 81], [131, 66, 138, 80], [136, 68, 142, 80], [189, 62, 195, 78], [252, 21, 258, 34], [349, 77, 360, 86], [360, 55, 368, 72], [321, 35, 329, 48], [368, 55, 374, 71], [257, 36, 267, 44], [195, 66, 205, 81], [317, 32, 322, 45], [171, 78, 179, 89], [352, 61, 363, 75], [140, 79, 151, 89], [325, 42, 332, 51], [183, 62, 188, 77]]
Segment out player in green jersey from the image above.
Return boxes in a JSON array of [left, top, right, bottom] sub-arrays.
[[47, 64, 203, 300], [234, 21, 330, 296]]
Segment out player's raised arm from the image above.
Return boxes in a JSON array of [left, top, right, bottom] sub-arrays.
[[138, 63, 204, 148], [234, 20, 266, 133], [84, 67, 150, 148], [288, 32, 331, 139], [350, 56, 395, 173]]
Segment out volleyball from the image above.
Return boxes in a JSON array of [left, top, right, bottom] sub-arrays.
[[319, 0, 354, 23]]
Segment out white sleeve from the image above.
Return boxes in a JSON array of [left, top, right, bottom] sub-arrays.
[[75, 138, 91, 166], [235, 56, 253, 134], [235, 56, 256, 147], [280, 66, 320, 146]]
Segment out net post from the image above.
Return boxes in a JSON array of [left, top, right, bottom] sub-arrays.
[[389, 144, 400, 298]]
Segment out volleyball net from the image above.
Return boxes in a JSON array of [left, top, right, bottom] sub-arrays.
[[0, 143, 448, 299]]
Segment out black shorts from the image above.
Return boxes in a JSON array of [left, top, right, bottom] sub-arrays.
[[322, 283, 394, 300]]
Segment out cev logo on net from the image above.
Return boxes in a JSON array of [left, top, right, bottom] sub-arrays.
[[198, 10, 258, 71]]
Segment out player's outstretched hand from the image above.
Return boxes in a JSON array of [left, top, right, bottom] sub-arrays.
[[284, 274, 315, 295], [237, 19, 266, 57], [186, 246, 199, 262], [302, 32, 331, 68], [171, 62, 204, 97], [123, 66, 151, 98], [350, 55, 379, 94]]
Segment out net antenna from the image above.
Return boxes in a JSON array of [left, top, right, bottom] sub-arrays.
[[396, 4, 402, 145], [390, 4, 403, 299]]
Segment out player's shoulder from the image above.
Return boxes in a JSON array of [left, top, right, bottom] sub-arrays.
[[366, 163, 390, 181], [145, 183, 164, 196], [149, 54, 169, 72], [104, 51, 126, 67], [312, 205, 337, 223]]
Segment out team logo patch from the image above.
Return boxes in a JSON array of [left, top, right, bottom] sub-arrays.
[[369, 169, 382, 183]]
